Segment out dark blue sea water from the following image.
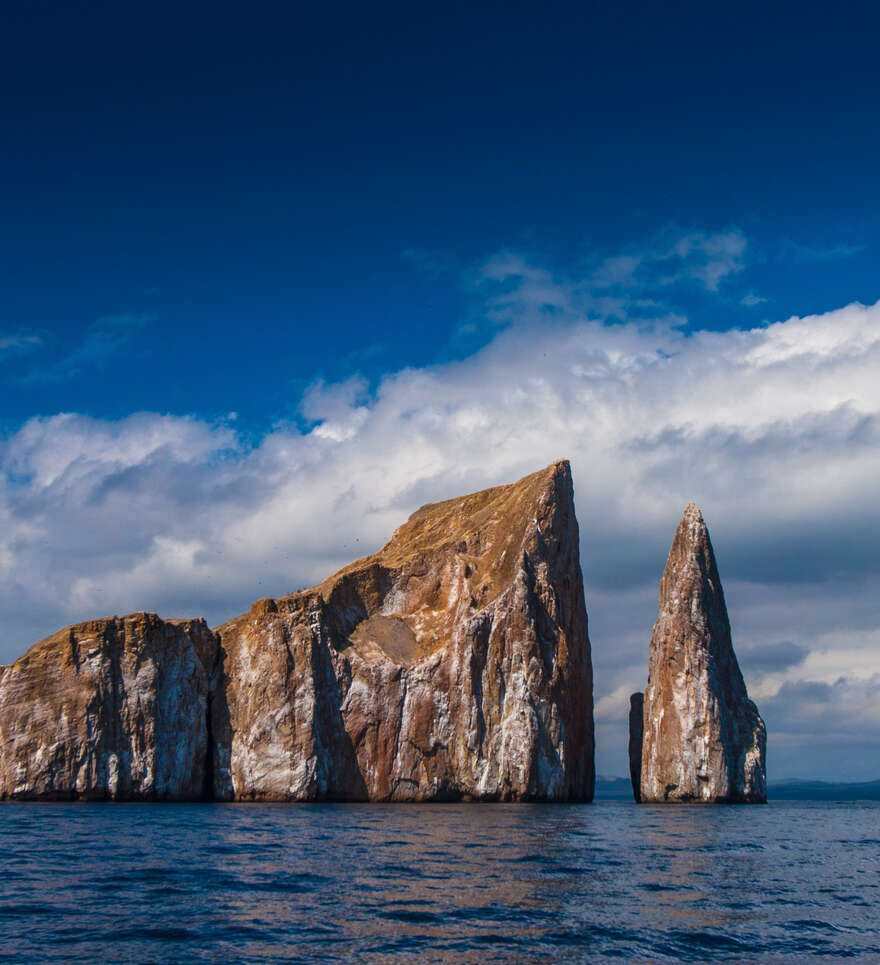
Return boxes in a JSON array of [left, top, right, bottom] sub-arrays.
[[1, 800, 878, 963]]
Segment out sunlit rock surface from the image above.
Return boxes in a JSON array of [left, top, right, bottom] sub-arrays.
[[215, 460, 595, 801], [0, 462, 594, 802], [0, 614, 221, 800], [638, 504, 766, 804]]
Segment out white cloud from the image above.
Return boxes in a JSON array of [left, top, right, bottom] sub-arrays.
[[301, 376, 371, 441], [5, 412, 235, 488], [2, 280, 880, 782]]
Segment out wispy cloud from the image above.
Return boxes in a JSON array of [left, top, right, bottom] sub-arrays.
[[741, 291, 769, 307], [19, 313, 153, 383], [0, 333, 42, 357], [585, 226, 747, 293], [475, 226, 748, 330], [659, 228, 747, 290], [780, 240, 865, 263]]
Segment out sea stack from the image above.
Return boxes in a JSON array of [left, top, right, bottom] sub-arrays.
[[0, 461, 594, 802], [634, 503, 766, 803], [214, 460, 594, 801], [628, 692, 643, 802], [0, 614, 223, 800]]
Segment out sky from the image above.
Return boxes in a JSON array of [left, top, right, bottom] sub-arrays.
[[2, 1, 879, 781]]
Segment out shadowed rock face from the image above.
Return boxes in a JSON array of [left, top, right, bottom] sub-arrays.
[[639, 504, 766, 804], [0, 462, 594, 802], [0, 614, 221, 800], [214, 460, 595, 801], [628, 692, 643, 803]]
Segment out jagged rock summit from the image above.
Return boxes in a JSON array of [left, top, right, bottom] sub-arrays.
[[0, 461, 595, 802], [214, 459, 594, 801], [631, 503, 766, 803]]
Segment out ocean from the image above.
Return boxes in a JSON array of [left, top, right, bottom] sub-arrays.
[[1, 799, 877, 963]]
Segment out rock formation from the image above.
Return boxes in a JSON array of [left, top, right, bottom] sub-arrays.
[[0, 614, 222, 800], [628, 692, 643, 802], [213, 460, 594, 801], [0, 461, 595, 802], [635, 503, 766, 804]]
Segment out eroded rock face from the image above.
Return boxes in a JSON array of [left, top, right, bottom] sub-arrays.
[[0, 613, 221, 800], [215, 460, 595, 801], [639, 504, 766, 803], [0, 462, 594, 802]]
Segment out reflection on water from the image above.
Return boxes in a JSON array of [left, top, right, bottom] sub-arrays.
[[1, 800, 878, 962]]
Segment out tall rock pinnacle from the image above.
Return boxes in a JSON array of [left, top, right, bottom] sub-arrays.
[[636, 503, 766, 803]]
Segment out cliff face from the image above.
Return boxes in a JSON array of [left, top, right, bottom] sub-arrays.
[[0, 461, 594, 802], [0, 614, 221, 800], [214, 460, 594, 801], [638, 504, 766, 804]]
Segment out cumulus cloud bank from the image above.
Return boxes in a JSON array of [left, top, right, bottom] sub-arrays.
[[2, 266, 879, 780]]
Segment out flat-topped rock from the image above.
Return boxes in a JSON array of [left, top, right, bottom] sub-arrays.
[[0, 613, 223, 800]]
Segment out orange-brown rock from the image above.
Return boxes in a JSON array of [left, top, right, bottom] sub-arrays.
[[0, 613, 222, 800], [0, 462, 594, 802], [213, 460, 595, 801], [638, 504, 766, 804]]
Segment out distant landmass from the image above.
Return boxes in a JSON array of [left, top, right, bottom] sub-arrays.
[[766, 779, 880, 801], [594, 777, 637, 800], [595, 776, 880, 801]]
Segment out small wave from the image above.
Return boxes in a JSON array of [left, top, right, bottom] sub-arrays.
[[113, 926, 196, 942], [789, 919, 843, 932], [377, 908, 444, 924], [665, 929, 750, 953], [0, 903, 67, 918]]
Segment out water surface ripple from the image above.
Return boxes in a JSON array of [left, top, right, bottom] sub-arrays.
[[1, 800, 878, 962]]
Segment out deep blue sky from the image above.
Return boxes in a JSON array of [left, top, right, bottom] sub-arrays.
[[2, 0, 878, 430]]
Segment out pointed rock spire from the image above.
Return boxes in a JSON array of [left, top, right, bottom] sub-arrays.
[[639, 503, 766, 803]]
